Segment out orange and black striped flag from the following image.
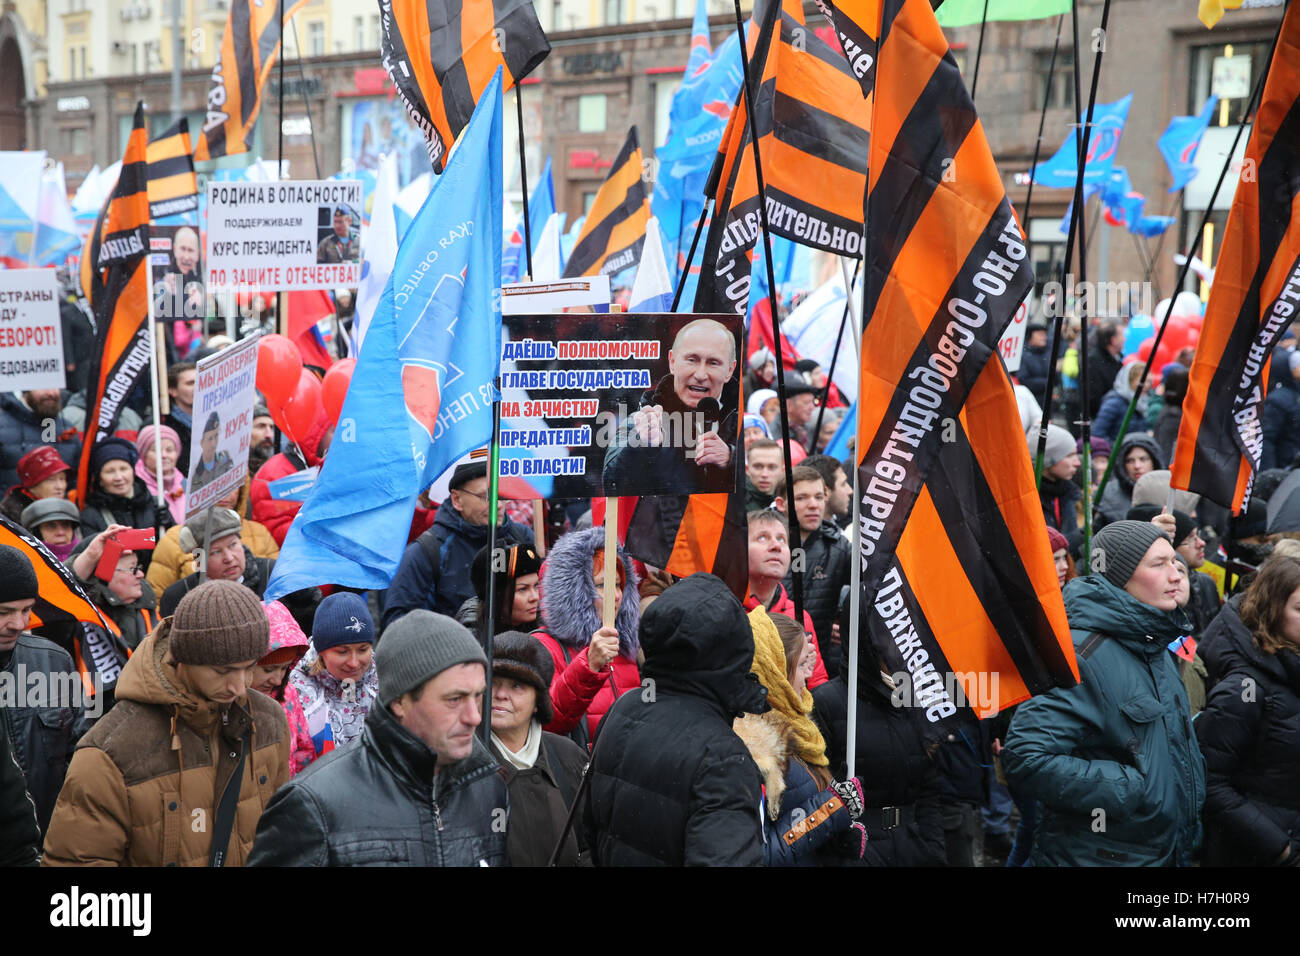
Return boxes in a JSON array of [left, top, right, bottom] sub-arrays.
[[622, 492, 749, 600], [840, 0, 1075, 716], [381, 0, 550, 174], [194, 0, 311, 161], [1172, 3, 1300, 513], [694, 0, 869, 314], [76, 103, 152, 502], [0, 516, 118, 638], [562, 127, 652, 278], [146, 118, 199, 219]]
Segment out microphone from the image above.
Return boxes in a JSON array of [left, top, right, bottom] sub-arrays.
[[696, 397, 722, 434]]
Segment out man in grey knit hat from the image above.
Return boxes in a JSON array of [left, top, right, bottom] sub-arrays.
[[250, 610, 509, 866]]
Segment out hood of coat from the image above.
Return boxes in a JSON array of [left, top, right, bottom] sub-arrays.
[[263, 600, 309, 698], [1063, 574, 1193, 652], [297, 413, 333, 469], [114, 620, 233, 733], [640, 572, 769, 718], [539, 524, 641, 658], [1113, 433, 1164, 495]]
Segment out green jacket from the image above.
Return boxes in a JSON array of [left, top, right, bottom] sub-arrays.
[[1003, 575, 1206, 866]]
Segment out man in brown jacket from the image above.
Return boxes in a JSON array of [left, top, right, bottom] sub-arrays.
[[43, 580, 290, 866]]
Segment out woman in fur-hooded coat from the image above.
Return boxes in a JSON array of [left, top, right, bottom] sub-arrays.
[[533, 526, 640, 749]]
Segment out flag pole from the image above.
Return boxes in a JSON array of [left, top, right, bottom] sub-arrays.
[[1092, 20, 1280, 518], [147, 264, 168, 516], [276, 0, 287, 338], [290, 17, 321, 178], [811, 259, 859, 451], [480, 395, 503, 743], [515, 86, 534, 279], [845, 228, 867, 780], [670, 199, 710, 311], [731, 0, 805, 623], [969, 0, 991, 100]]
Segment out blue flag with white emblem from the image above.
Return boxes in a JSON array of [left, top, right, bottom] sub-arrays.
[[266, 69, 504, 599], [1158, 95, 1218, 192], [1031, 93, 1133, 189]]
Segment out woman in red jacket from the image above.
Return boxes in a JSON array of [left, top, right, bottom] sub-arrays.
[[533, 525, 641, 750]]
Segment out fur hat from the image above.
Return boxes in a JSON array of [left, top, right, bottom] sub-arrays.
[[539, 525, 641, 658], [491, 630, 554, 725], [748, 347, 773, 371], [471, 543, 542, 603]]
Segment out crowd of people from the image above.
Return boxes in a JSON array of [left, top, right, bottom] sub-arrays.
[[3, 289, 1300, 870]]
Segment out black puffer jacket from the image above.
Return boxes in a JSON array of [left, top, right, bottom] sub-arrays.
[[0, 707, 39, 866], [583, 573, 768, 866], [812, 608, 947, 867], [249, 698, 510, 866], [1199, 595, 1246, 690], [1195, 618, 1300, 866], [783, 519, 850, 667], [1, 636, 91, 835]]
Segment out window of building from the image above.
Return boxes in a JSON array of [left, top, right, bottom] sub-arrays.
[[584, 191, 598, 214], [354, 16, 364, 50], [604, 0, 621, 25], [372, 14, 382, 48], [1033, 49, 1074, 112], [64, 126, 89, 154], [1027, 217, 1066, 294], [578, 93, 607, 133], [307, 20, 325, 57], [653, 78, 680, 148], [552, 0, 562, 31], [1191, 39, 1270, 126]]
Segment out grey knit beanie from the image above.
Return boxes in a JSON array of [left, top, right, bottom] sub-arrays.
[[1031, 424, 1078, 468], [169, 579, 270, 665], [377, 610, 487, 707], [1091, 520, 1167, 588]]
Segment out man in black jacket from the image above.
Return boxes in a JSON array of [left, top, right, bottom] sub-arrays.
[[775, 465, 850, 668], [1017, 323, 1052, 408], [1086, 322, 1124, 419], [584, 573, 769, 866], [0, 706, 39, 866], [250, 610, 509, 866]]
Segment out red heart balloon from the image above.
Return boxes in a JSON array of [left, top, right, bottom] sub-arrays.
[[256, 334, 303, 408], [321, 358, 357, 427]]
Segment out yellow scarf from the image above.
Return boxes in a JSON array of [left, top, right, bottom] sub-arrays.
[[747, 606, 828, 769]]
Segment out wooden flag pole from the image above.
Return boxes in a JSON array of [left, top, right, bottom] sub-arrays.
[[532, 500, 546, 557], [602, 496, 618, 628]]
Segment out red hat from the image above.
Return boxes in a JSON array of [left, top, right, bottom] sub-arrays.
[[17, 446, 71, 489], [1046, 527, 1069, 554]]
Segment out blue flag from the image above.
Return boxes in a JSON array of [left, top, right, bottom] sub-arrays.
[[1032, 93, 1133, 188], [265, 69, 504, 600], [1158, 95, 1218, 193], [1131, 215, 1176, 238], [502, 155, 555, 284], [824, 402, 855, 462], [1057, 182, 1101, 235]]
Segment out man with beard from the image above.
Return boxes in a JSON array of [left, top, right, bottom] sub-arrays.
[[0, 390, 82, 492], [601, 319, 739, 496]]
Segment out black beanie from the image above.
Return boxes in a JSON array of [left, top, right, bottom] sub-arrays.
[[0, 544, 39, 604], [1091, 520, 1167, 588]]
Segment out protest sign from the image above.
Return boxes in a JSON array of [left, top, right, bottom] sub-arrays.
[[502, 277, 610, 314], [0, 268, 65, 392], [997, 296, 1031, 373], [186, 336, 259, 517], [149, 225, 206, 321], [499, 312, 743, 497], [205, 180, 363, 292]]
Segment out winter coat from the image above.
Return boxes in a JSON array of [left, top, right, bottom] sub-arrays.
[[1184, 569, 1222, 639], [146, 519, 278, 599], [288, 646, 379, 770], [2, 635, 90, 834], [812, 633, 947, 867], [0, 707, 40, 866], [248, 699, 510, 866], [742, 585, 829, 688], [733, 711, 853, 866], [745, 477, 774, 513], [1087, 346, 1124, 418], [1039, 475, 1083, 555], [601, 373, 740, 496], [1153, 404, 1183, 465], [1094, 365, 1152, 446], [490, 729, 590, 866], [262, 602, 313, 776], [1018, 342, 1052, 408], [1199, 595, 1247, 690], [0, 394, 82, 493], [79, 477, 176, 569], [1194, 616, 1300, 866], [584, 573, 768, 866], [1261, 374, 1300, 471], [783, 519, 851, 669], [382, 504, 533, 629], [1002, 575, 1206, 867], [42, 621, 291, 866], [249, 413, 330, 546], [0, 486, 37, 525], [1094, 433, 1164, 527], [159, 550, 275, 617], [534, 525, 641, 746], [74, 565, 160, 652]]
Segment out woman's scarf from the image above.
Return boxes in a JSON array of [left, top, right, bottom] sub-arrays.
[[135, 425, 186, 524], [747, 606, 829, 769]]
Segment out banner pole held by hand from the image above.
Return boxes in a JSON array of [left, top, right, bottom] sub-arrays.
[[603, 496, 618, 628]]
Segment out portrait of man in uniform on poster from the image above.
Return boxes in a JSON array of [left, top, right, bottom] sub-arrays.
[[317, 204, 360, 263], [189, 411, 234, 493], [601, 317, 741, 497]]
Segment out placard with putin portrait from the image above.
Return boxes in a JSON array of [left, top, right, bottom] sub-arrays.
[[149, 224, 207, 321], [498, 312, 744, 498]]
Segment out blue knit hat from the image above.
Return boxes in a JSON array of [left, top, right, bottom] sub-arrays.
[[90, 436, 138, 476], [311, 591, 375, 652]]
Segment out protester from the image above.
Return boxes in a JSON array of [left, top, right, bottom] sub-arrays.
[[0, 390, 81, 493], [802, 453, 852, 530], [744, 509, 829, 686], [247, 405, 277, 478], [533, 525, 640, 748], [457, 541, 542, 635], [1, 446, 72, 525], [1048, 526, 1074, 589], [1084, 436, 1111, 499], [488, 630, 590, 866], [249, 610, 509, 866], [814, 407, 845, 454], [0, 545, 87, 835], [773, 465, 850, 671], [748, 388, 780, 433], [19, 497, 81, 562], [254, 600, 314, 776], [1094, 433, 1164, 528], [1002, 521, 1205, 866], [159, 508, 276, 615], [134, 425, 186, 526], [1136, 505, 1221, 636], [147, 485, 278, 598], [584, 573, 768, 865], [745, 437, 784, 511], [383, 460, 533, 628], [742, 414, 769, 454], [289, 591, 379, 770], [744, 347, 776, 398], [812, 593, 947, 866], [78, 437, 174, 565], [43, 580, 290, 866], [1093, 363, 1153, 444], [771, 374, 820, 452], [1017, 322, 1052, 408], [164, 361, 196, 475], [1153, 366, 1188, 464], [250, 414, 334, 546], [734, 608, 864, 865], [1086, 321, 1125, 418], [1262, 351, 1300, 471], [1031, 424, 1083, 555], [69, 525, 159, 651], [0, 706, 40, 866], [1195, 554, 1300, 866]]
